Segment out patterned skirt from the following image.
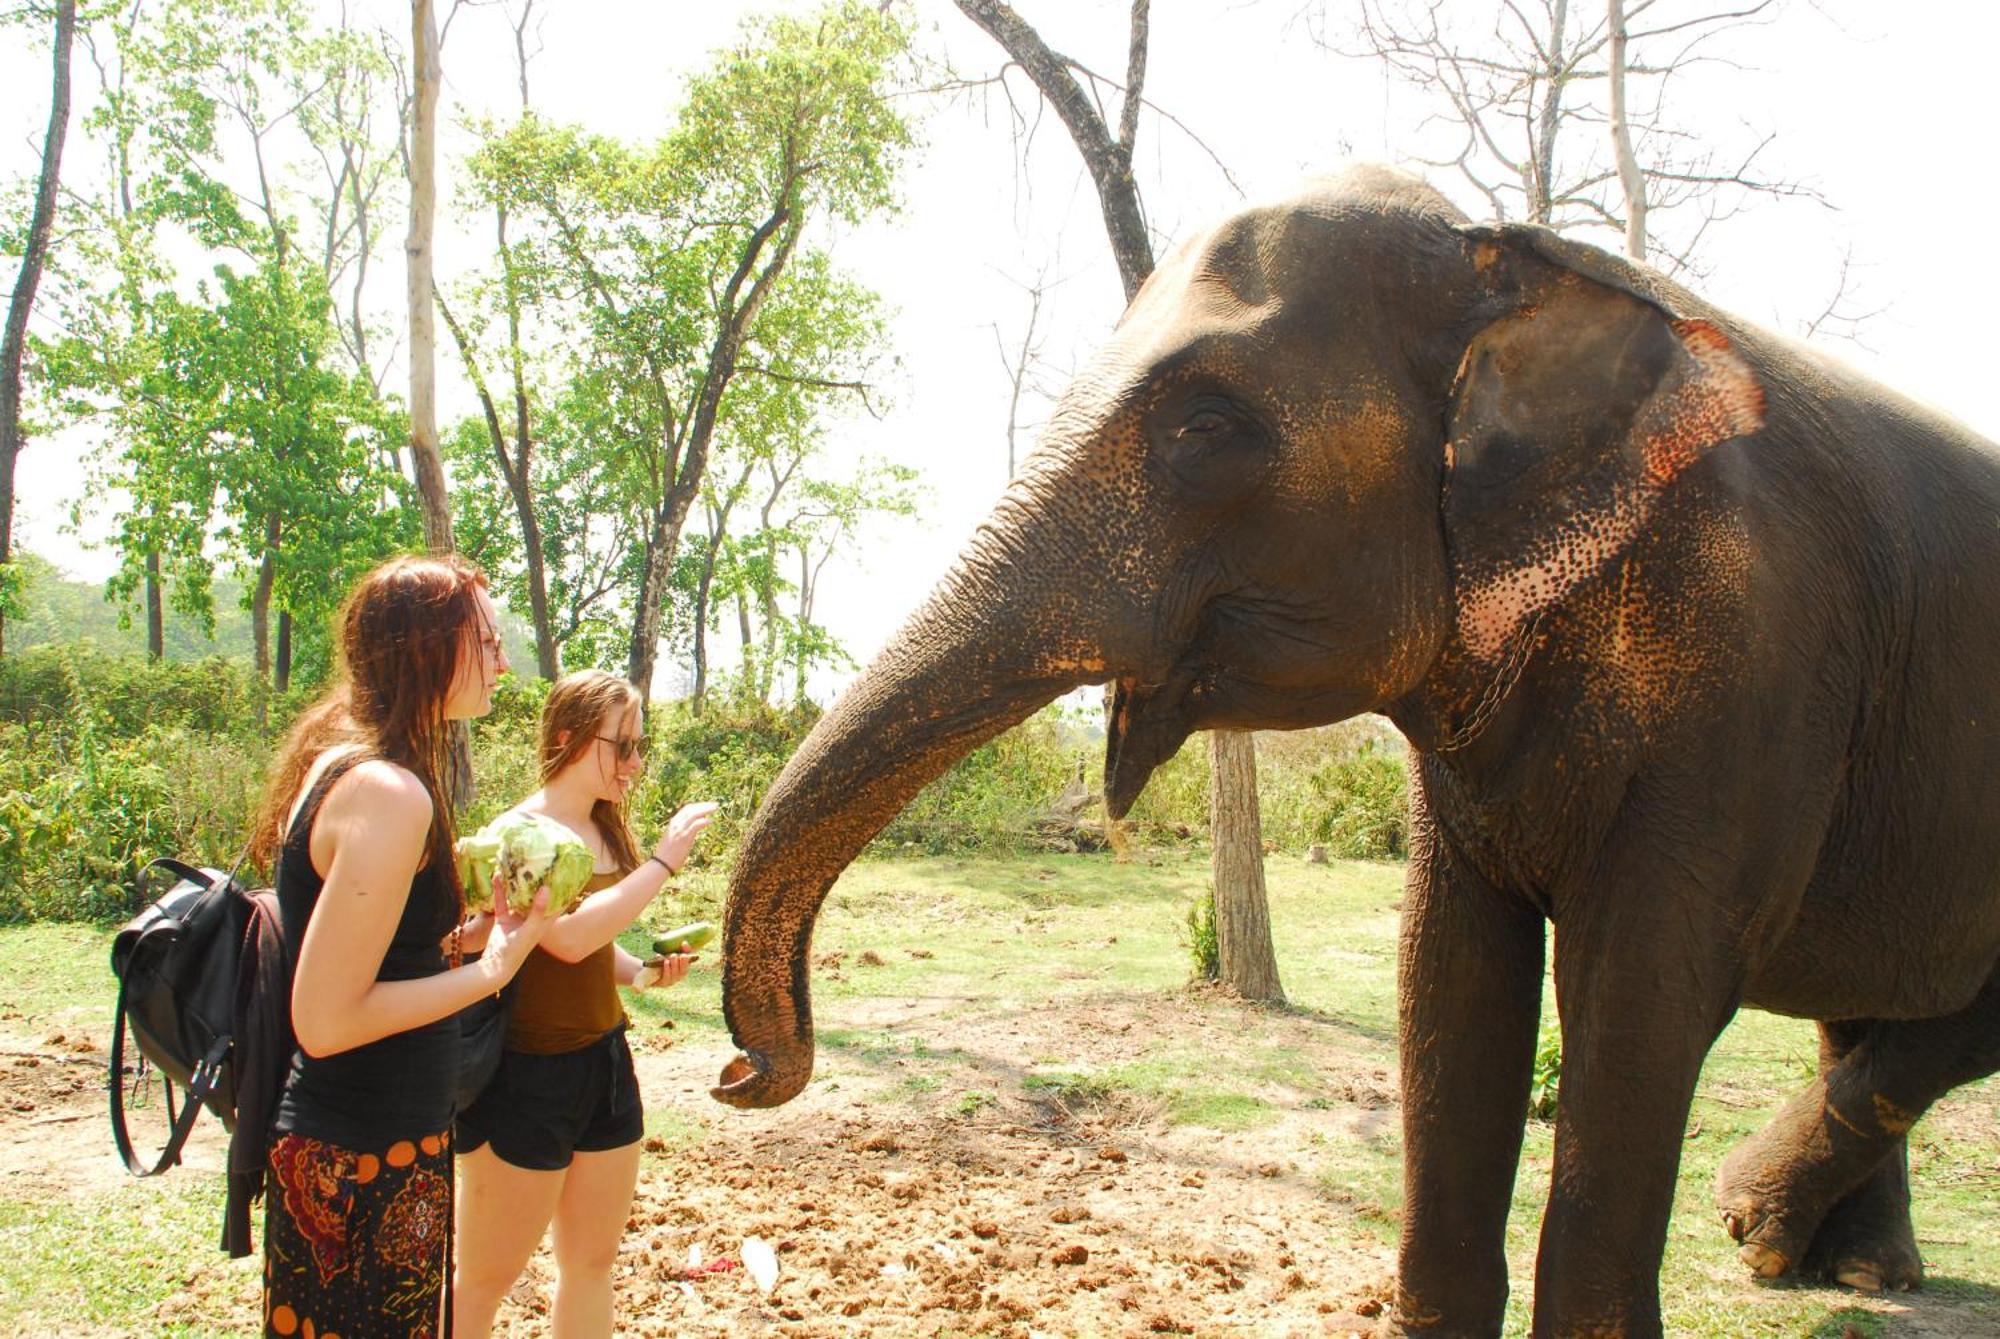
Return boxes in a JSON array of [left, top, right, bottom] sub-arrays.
[[263, 1127, 453, 1338]]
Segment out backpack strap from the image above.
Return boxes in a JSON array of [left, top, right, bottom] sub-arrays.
[[108, 946, 230, 1177]]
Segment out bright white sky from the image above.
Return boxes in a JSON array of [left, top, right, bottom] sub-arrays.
[[5, 0, 1997, 697]]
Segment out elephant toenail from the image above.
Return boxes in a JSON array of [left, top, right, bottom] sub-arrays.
[[1740, 1242, 1789, 1278], [1835, 1266, 1883, 1292]]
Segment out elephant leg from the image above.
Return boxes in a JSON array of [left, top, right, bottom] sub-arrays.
[[1531, 847, 1744, 1338], [1715, 965, 2000, 1286], [1794, 1020, 1923, 1292], [1392, 829, 1545, 1338]]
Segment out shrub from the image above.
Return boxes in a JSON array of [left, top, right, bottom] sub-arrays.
[[1529, 1022, 1563, 1121], [876, 709, 1080, 853], [3, 642, 1420, 922], [1306, 741, 1409, 859], [0, 643, 282, 740], [0, 720, 265, 921], [1182, 888, 1220, 981]]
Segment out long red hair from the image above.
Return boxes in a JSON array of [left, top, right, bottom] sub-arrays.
[[252, 553, 491, 896], [539, 670, 645, 875]]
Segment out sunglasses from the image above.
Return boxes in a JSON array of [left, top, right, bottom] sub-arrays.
[[595, 734, 649, 763]]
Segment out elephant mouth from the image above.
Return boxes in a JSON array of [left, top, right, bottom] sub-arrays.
[[1106, 656, 1391, 817], [1105, 672, 1198, 818]]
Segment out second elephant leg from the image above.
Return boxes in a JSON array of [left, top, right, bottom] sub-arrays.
[[1799, 1020, 1922, 1291], [1716, 967, 2000, 1284], [1532, 849, 1746, 1338]]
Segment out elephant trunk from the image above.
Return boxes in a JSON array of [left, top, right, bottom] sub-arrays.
[[712, 520, 1108, 1108]]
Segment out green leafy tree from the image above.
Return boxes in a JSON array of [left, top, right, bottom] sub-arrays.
[[43, 0, 414, 686], [466, 2, 917, 701], [85, 257, 410, 689]]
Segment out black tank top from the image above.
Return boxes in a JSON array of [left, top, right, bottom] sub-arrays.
[[272, 750, 460, 1146]]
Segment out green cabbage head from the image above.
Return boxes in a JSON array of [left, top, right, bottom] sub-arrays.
[[455, 811, 595, 915]]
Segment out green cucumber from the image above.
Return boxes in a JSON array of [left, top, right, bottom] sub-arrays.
[[652, 921, 716, 955]]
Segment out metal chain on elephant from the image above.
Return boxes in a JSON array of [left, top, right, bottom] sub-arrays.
[[1434, 609, 1547, 755]]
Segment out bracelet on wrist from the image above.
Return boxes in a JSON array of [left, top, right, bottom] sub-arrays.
[[646, 853, 676, 877]]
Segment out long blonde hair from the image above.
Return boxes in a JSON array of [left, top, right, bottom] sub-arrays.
[[540, 670, 645, 874]]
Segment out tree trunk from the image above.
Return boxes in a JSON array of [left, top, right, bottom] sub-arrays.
[[1209, 730, 1283, 1002], [624, 212, 799, 699], [505, 220, 557, 678], [953, 0, 1154, 302], [251, 519, 279, 681], [1529, 0, 1571, 223], [435, 283, 557, 676], [0, 0, 77, 660], [145, 549, 163, 661], [275, 609, 292, 694], [405, 0, 453, 553], [625, 504, 676, 704], [1606, 0, 1647, 260]]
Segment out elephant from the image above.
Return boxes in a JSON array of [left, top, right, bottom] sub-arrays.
[[709, 165, 2000, 1337]]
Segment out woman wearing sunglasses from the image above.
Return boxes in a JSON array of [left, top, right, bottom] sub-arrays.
[[453, 669, 718, 1337]]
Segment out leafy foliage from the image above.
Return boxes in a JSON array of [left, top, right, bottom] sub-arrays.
[[1305, 741, 1410, 860], [1183, 889, 1220, 982], [0, 649, 1416, 924], [1530, 1021, 1563, 1122]]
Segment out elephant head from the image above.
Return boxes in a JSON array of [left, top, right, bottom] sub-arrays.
[[713, 165, 1764, 1108]]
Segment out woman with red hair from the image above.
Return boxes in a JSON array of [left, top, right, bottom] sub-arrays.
[[251, 554, 552, 1338]]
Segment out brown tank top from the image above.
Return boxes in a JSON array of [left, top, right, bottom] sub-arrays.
[[504, 869, 629, 1054]]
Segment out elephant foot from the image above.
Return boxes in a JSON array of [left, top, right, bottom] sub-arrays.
[[1800, 1165, 1925, 1293], [1715, 1134, 1826, 1278], [1713, 1084, 1880, 1281], [1714, 1080, 1912, 1286]]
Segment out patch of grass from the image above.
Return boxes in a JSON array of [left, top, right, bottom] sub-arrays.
[[951, 1089, 998, 1118], [642, 1103, 714, 1156], [0, 1178, 249, 1333], [1024, 1054, 1281, 1131], [0, 922, 116, 1037]]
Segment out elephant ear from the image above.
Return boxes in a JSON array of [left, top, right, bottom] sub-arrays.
[[1444, 227, 1766, 663]]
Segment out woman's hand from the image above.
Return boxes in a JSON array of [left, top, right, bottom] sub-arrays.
[[482, 875, 552, 980], [450, 910, 495, 956], [651, 801, 721, 874], [632, 952, 695, 990]]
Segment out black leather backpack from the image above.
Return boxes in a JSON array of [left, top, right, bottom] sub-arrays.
[[108, 858, 260, 1174]]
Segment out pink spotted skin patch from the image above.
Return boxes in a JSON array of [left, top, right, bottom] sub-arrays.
[[1455, 319, 1765, 665]]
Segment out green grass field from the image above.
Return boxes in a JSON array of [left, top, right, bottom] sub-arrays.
[[3, 853, 1995, 1336]]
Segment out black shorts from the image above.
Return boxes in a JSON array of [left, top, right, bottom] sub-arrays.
[[455, 1024, 643, 1171]]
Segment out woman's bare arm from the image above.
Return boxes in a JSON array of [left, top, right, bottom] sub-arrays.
[[291, 762, 547, 1058]]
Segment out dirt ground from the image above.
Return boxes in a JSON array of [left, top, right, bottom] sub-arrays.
[[3, 989, 1994, 1337]]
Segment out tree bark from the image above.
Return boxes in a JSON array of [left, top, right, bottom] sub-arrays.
[[251, 514, 280, 681], [275, 608, 292, 693], [436, 283, 558, 676], [0, 0, 77, 660], [625, 208, 800, 700], [145, 548, 163, 661], [1606, 0, 1647, 260], [405, 0, 453, 553], [1209, 730, 1283, 1001], [953, 0, 1154, 302]]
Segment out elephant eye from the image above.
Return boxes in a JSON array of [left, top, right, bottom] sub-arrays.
[[1178, 410, 1230, 440], [1151, 395, 1272, 504]]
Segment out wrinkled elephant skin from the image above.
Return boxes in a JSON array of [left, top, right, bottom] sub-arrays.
[[715, 166, 2000, 1338]]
